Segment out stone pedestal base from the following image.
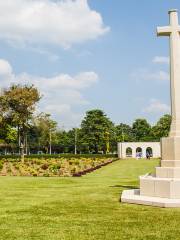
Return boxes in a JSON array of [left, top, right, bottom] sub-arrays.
[[121, 189, 180, 208], [121, 174, 180, 207], [140, 175, 180, 198], [121, 136, 180, 207]]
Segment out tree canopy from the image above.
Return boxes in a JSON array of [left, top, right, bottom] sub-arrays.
[[0, 84, 41, 161], [132, 119, 152, 141], [80, 109, 114, 153], [0, 83, 172, 155], [151, 114, 171, 141]]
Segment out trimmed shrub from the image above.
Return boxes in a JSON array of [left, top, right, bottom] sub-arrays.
[[0, 161, 3, 171]]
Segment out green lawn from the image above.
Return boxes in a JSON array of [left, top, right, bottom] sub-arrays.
[[0, 159, 180, 240]]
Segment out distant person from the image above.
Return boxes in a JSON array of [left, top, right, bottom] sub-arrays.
[[136, 152, 142, 159], [146, 152, 150, 160]]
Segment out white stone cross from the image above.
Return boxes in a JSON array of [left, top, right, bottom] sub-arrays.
[[157, 10, 180, 137], [121, 9, 180, 208]]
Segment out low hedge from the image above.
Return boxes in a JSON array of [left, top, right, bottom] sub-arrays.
[[0, 154, 117, 161], [27, 154, 117, 159]]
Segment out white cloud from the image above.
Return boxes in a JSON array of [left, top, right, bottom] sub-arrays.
[[131, 69, 169, 82], [0, 59, 13, 77], [150, 71, 169, 81], [143, 99, 170, 114], [44, 104, 83, 128], [16, 71, 99, 91], [0, 59, 99, 126], [0, 0, 109, 48], [153, 56, 169, 64], [29, 47, 60, 62]]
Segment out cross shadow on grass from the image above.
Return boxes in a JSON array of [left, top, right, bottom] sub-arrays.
[[110, 185, 139, 202], [110, 184, 138, 190]]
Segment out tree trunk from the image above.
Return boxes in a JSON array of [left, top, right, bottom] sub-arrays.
[[25, 133, 28, 155], [49, 129, 52, 155], [94, 144, 98, 154], [18, 125, 21, 155], [20, 127, 25, 163], [20, 143, 25, 163]]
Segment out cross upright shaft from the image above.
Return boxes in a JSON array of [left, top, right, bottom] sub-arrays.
[[157, 10, 180, 137]]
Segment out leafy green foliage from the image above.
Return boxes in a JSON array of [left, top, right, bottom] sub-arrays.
[[0, 154, 117, 161], [0, 161, 3, 170], [0, 84, 40, 126], [115, 123, 135, 142], [132, 119, 152, 141], [0, 122, 17, 144], [0, 84, 41, 161], [151, 114, 171, 141], [0, 89, 172, 155], [80, 109, 114, 153], [33, 113, 58, 153]]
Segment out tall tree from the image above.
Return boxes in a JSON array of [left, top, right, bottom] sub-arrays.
[[80, 109, 114, 153], [0, 84, 41, 161], [115, 123, 135, 142], [55, 130, 70, 153], [132, 119, 151, 142], [152, 114, 171, 141], [34, 113, 57, 154]]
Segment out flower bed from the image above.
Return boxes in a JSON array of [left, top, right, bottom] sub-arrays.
[[0, 157, 117, 177]]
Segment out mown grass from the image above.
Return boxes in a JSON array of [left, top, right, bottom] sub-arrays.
[[0, 159, 180, 240]]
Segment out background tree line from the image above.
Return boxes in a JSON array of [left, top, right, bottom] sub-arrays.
[[0, 84, 171, 156]]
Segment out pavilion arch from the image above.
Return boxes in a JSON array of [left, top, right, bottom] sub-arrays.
[[136, 147, 143, 158], [146, 147, 153, 157], [126, 147, 132, 158]]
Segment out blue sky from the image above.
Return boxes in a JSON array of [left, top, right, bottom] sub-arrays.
[[0, 0, 179, 128]]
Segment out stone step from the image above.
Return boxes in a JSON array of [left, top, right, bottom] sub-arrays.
[[121, 189, 180, 208], [156, 167, 180, 178], [140, 175, 180, 199]]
